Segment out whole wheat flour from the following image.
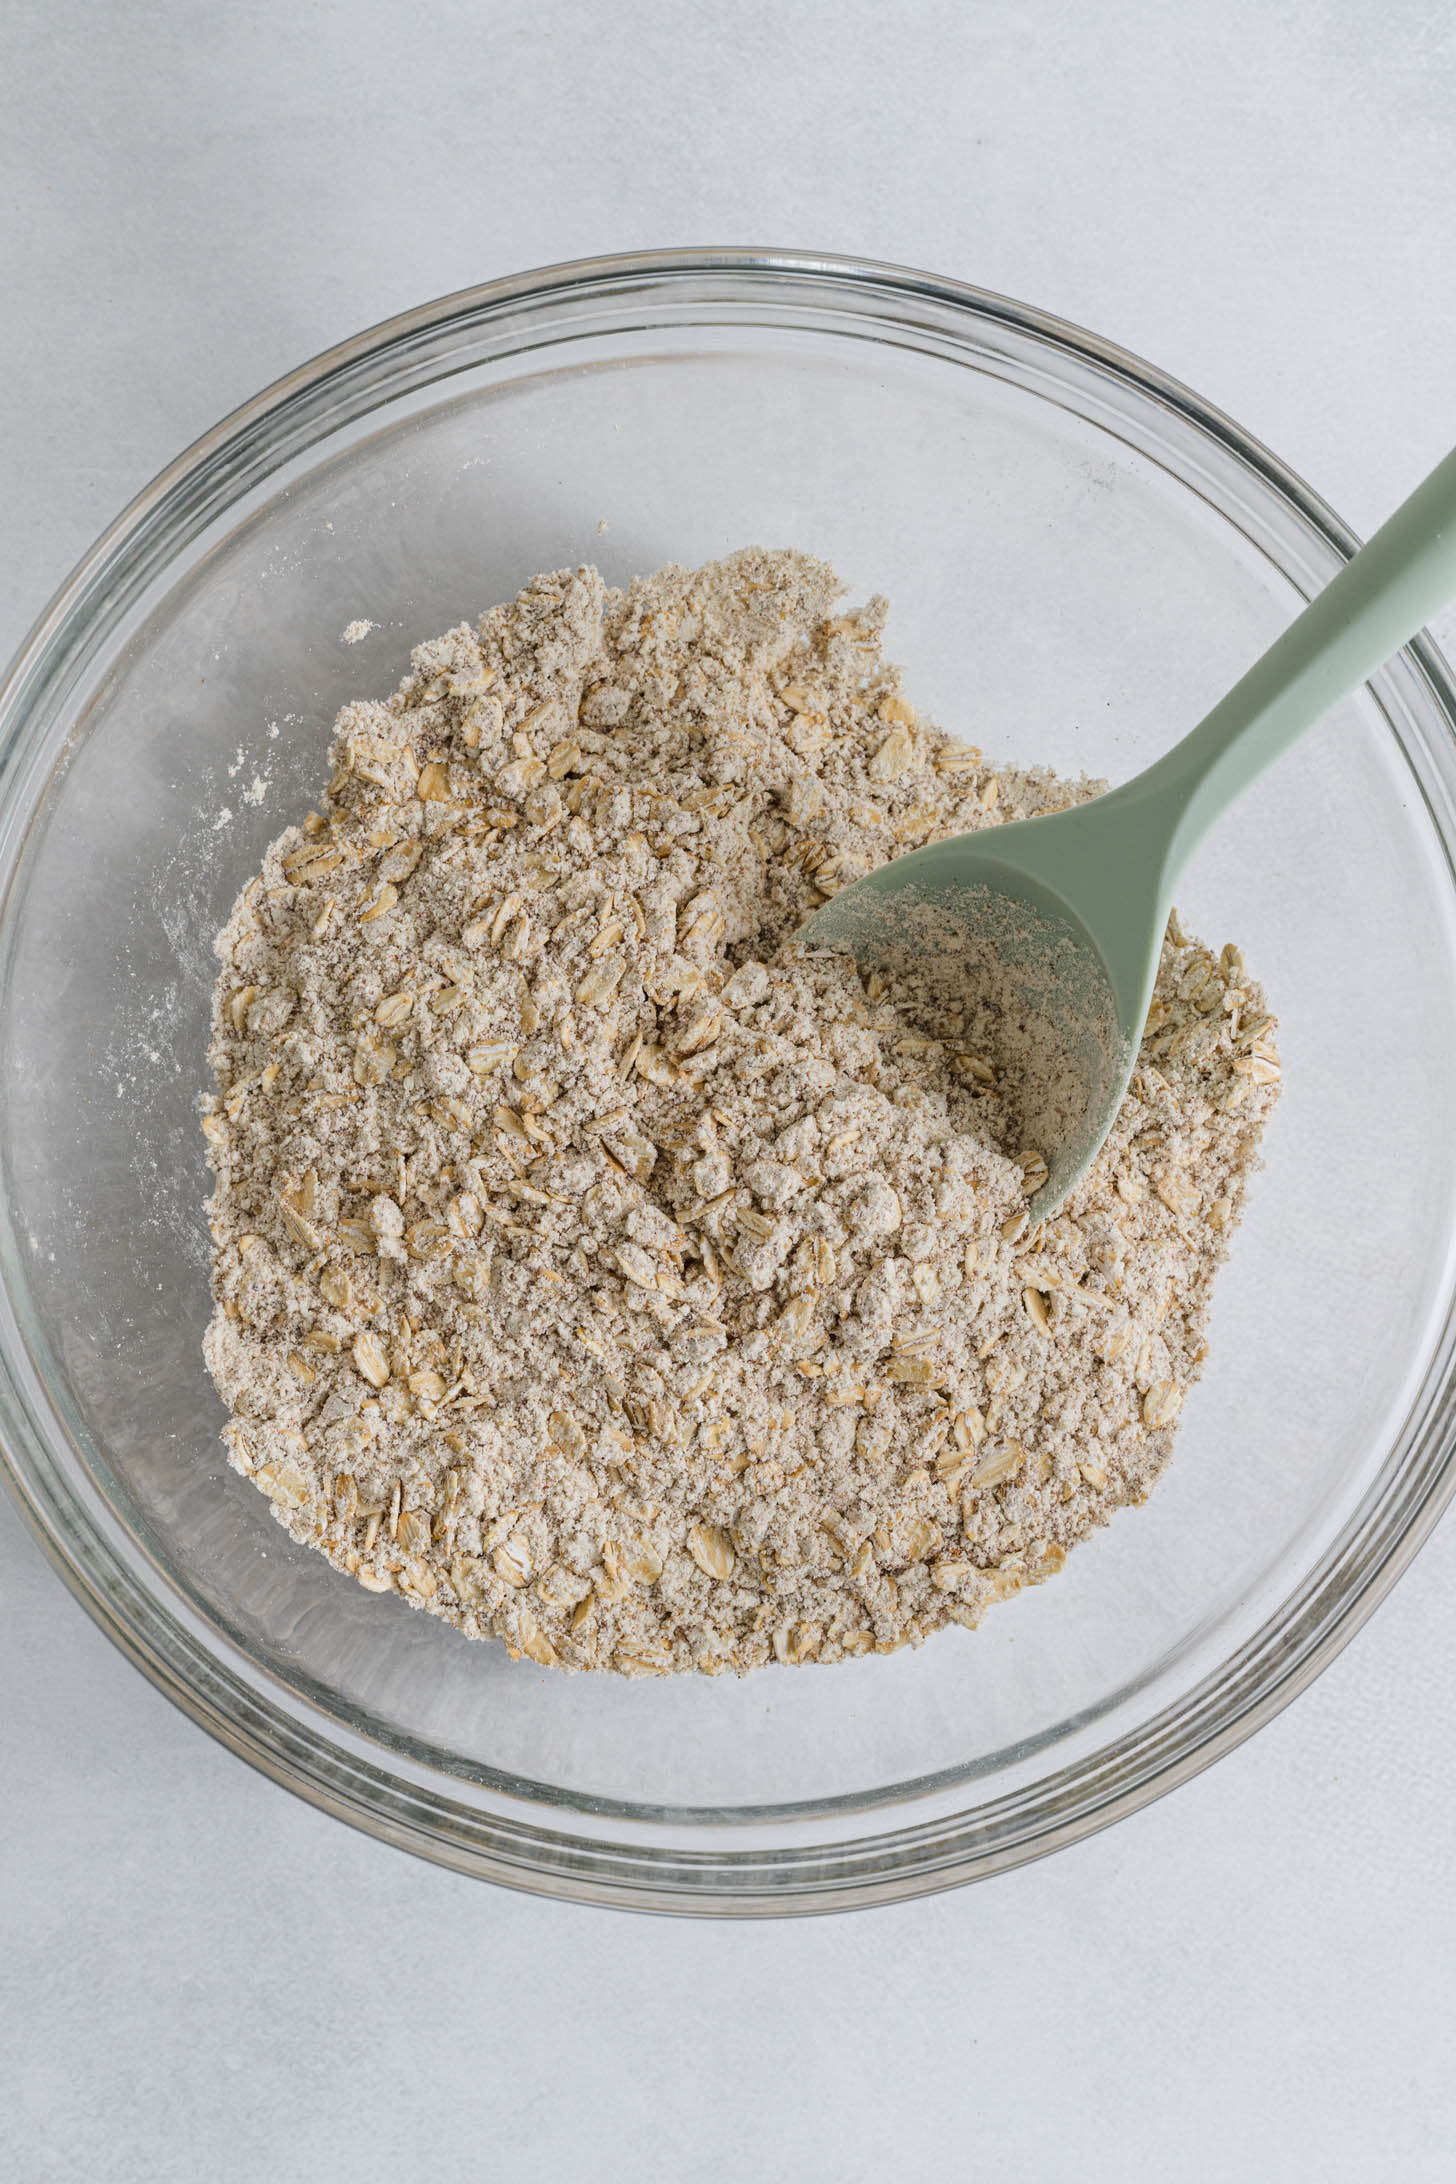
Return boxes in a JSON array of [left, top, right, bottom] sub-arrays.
[[201, 550, 1280, 1675]]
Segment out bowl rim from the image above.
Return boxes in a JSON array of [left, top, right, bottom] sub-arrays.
[[4, 245, 1456, 1915]]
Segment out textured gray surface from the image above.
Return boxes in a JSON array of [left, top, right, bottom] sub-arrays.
[[3, 3, 1455, 2177]]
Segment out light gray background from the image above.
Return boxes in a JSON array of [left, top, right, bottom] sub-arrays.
[[4, 4, 1455, 2177]]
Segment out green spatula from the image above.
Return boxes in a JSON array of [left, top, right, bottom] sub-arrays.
[[800, 442, 1456, 1219]]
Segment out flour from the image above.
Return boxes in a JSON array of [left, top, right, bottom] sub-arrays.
[[812, 890, 1122, 1212], [201, 550, 1280, 1674]]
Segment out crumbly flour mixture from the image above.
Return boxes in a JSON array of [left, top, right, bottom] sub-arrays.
[[202, 550, 1280, 1675]]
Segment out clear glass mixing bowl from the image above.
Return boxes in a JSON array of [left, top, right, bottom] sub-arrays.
[[4, 251, 1455, 1915]]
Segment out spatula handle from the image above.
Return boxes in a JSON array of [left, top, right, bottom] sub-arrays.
[[1124, 440, 1456, 878]]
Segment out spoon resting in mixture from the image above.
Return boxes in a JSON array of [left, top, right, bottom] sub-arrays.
[[801, 442, 1456, 1218]]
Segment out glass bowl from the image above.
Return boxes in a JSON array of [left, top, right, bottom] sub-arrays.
[[4, 250, 1456, 1916]]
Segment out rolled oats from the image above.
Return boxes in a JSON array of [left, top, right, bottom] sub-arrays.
[[202, 551, 1279, 1674]]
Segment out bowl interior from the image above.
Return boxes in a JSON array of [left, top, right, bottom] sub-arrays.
[[4, 268, 1456, 1885]]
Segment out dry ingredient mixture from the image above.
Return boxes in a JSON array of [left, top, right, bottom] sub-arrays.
[[202, 551, 1281, 1675]]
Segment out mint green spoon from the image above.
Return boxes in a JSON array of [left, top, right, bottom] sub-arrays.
[[801, 443, 1456, 1219]]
